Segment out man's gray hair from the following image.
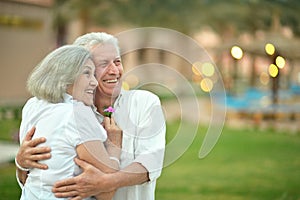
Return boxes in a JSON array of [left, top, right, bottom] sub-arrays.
[[27, 45, 91, 103], [73, 32, 120, 55]]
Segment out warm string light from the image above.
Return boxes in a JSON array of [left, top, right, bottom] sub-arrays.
[[264, 43, 286, 77], [230, 46, 243, 60], [192, 61, 216, 92]]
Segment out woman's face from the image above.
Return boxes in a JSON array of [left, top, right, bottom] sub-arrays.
[[67, 59, 98, 106]]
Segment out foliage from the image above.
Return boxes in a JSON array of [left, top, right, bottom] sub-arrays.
[[53, 0, 300, 36]]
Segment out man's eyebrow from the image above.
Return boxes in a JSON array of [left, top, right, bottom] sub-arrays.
[[97, 59, 109, 63]]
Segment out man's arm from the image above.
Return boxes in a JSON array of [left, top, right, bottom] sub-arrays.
[[110, 162, 149, 188], [15, 127, 51, 186], [16, 127, 51, 169], [52, 158, 148, 200], [94, 162, 149, 200]]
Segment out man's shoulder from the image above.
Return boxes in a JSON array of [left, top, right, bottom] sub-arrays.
[[121, 90, 161, 109], [125, 89, 159, 100]]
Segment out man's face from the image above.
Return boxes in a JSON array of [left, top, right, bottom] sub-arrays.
[[90, 43, 123, 98]]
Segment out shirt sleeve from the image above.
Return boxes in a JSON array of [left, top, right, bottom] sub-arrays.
[[68, 102, 107, 146], [133, 92, 166, 181], [16, 171, 24, 189]]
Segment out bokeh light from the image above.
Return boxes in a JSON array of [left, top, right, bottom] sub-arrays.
[[265, 43, 276, 55], [268, 64, 279, 77], [200, 78, 213, 92], [192, 62, 202, 76], [230, 45, 243, 60], [275, 56, 285, 69], [201, 62, 215, 77], [122, 81, 130, 90], [259, 72, 270, 85]]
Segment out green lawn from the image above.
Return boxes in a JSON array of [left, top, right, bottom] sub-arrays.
[[0, 119, 20, 141], [0, 162, 21, 199], [156, 124, 300, 200], [0, 120, 299, 199]]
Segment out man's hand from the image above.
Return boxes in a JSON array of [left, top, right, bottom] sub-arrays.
[[52, 158, 115, 200], [16, 127, 51, 170], [103, 117, 122, 160]]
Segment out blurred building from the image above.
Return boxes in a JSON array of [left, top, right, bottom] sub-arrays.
[[1, 0, 300, 107], [0, 0, 55, 105]]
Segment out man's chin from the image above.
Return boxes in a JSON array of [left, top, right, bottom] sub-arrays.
[[102, 89, 121, 98], [97, 83, 122, 97]]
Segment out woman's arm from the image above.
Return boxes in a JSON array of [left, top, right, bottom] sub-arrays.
[[76, 144, 117, 200], [76, 116, 122, 200]]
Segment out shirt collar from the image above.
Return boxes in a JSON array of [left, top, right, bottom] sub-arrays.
[[113, 89, 124, 109], [63, 93, 73, 103], [92, 89, 124, 119]]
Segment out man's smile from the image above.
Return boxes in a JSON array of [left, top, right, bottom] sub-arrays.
[[103, 78, 118, 83]]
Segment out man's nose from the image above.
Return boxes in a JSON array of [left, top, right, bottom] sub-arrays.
[[107, 62, 119, 73]]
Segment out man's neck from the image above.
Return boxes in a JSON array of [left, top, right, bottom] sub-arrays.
[[95, 93, 118, 115]]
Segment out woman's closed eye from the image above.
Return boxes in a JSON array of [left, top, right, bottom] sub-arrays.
[[83, 69, 93, 77]]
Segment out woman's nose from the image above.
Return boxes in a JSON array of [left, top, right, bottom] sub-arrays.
[[91, 76, 98, 87]]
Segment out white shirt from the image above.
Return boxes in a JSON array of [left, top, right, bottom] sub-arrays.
[[96, 89, 166, 200], [19, 94, 106, 200]]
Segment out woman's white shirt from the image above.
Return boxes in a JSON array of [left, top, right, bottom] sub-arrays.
[[19, 94, 106, 200]]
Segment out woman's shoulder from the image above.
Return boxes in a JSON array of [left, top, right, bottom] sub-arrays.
[[71, 101, 94, 114], [71, 101, 98, 122]]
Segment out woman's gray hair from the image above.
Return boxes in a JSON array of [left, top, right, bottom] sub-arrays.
[[73, 32, 120, 55], [27, 45, 91, 103]]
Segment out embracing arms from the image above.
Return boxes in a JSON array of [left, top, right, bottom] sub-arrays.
[[52, 159, 149, 200], [16, 93, 166, 200]]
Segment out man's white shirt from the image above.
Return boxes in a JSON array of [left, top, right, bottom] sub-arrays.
[[95, 89, 166, 200]]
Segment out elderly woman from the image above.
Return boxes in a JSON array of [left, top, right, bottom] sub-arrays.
[[18, 45, 122, 200]]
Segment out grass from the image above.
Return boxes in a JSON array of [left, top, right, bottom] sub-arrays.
[[156, 123, 300, 200], [0, 119, 20, 141], [0, 162, 21, 199], [0, 119, 300, 199]]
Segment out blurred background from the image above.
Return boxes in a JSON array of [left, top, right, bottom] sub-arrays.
[[0, 0, 300, 199]]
